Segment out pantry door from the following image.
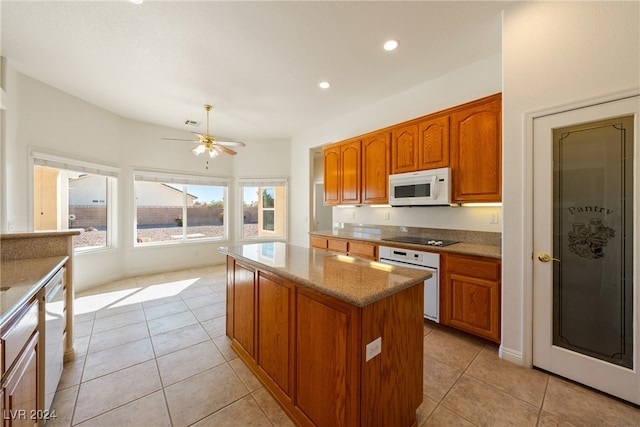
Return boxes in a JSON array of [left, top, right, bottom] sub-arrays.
[[532, 95, 639, 404]]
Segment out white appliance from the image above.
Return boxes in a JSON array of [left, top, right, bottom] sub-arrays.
[[42, 268, 65, 412], [378, 246, 439, 322], [388, 167, 451, 206]]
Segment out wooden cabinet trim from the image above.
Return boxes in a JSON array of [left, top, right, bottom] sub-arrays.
[[1, 300, 38, 377]]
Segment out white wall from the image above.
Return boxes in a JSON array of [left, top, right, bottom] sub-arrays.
[[333, 205, 502, 232], [289, 53, 503, 247], [502, 1, 639, 364], [1, 69, 288, 291]]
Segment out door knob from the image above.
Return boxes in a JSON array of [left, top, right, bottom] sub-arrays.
[[538, 253, 560, 263]]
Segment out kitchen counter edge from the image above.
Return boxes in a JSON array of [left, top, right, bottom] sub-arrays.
[[1, 255, 69, 326], [219, 244, 431, 308], [310, 230, 501, 259]]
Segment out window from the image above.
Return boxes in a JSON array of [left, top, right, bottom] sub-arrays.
[[134, 171, 228, 245], [239, 179, 287, 240], [32, 152, 118, 252]]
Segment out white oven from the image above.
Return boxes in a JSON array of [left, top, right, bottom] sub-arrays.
[[388, 167, 451, 207], [378, 246, 439, 322]]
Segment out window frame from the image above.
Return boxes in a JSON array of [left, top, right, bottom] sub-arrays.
[[238, 177, 288, 241], [133, 169, 229, 247], [30, 149, 119, 254]]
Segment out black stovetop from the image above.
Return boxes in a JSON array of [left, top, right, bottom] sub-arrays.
[[381, 236, 459, 247]]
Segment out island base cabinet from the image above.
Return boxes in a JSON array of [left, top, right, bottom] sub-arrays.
[[361, 283, 423, 427], [257, 272, 293, 396], [225, 256, 424, 427], [295, 289, 360, 427]]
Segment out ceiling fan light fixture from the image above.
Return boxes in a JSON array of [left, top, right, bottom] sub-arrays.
[[192, 144, 207, 156]]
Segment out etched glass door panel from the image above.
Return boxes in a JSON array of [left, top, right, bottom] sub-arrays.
[[552, 116, 634, 368]]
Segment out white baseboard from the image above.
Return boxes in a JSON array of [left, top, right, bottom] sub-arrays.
[[499, 345, 526, 366]]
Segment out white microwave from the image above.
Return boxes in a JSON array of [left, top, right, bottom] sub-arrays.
[[388, 167, 451, 206]]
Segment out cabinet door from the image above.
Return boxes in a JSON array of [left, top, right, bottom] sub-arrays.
[[323, 144, 341, 206], [391, 123, 419, 174], [442, 254, 501, 343], [362, 131, 390, 204], [257, 273, 293, 395], [233, 262, 256, 357], [327, 237, 348, 254], [310, 236, 328, 250], [295, 289, 360, 427], [418, 115, 450, 170], [450, 94, 502, 203], [3, 332, 38, 427], [340, 140, 361, 204], [347, 241, 377, 260]]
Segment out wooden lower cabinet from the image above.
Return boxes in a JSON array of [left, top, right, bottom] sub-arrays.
[[232, 261, 256, 357], [2, 333, 39, 427], [226, 256, 423, 427], [441, 253, 501, 343], [296, 288, 360, 426], [257, 272, 293, 396], [311, 236, 378, 261]]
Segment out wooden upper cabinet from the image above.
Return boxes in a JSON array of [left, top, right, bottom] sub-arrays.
[[323, 144, 341, 206], [418, 115, 450, 170], [392, 115, 450, 174], [450, 94, 502, 203], [362, 131, 390, 204], [340, 139, 361, 204], [391, 123, 419, 174]]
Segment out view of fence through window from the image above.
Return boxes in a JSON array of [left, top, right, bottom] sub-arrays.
[[135, 181, 227, 244]]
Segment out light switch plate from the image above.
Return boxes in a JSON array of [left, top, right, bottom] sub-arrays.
[[365, 337, 382, 362]]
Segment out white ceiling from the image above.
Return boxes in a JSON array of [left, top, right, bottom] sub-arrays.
[[1, 1, 507, 142]]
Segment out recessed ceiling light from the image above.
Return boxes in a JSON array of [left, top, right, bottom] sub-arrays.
[[383, 39, 399, 51], [319, 81, 331, 89], [130, 0, 144, 4]]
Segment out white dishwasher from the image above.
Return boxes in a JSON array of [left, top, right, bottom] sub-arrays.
[[42, 267, 65, 412], [379, 246, 440, 323]]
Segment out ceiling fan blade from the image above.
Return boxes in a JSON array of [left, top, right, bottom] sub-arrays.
[[191, 132, 209, 141], [161, 137, 198, 142], [216, 140, 246, 147], [215, 145, 238, 156]]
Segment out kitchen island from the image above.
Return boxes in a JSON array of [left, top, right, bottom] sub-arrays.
[[220, 242, 431, 427]]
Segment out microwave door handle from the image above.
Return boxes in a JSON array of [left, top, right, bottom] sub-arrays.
[[429, 176, 438, 199]]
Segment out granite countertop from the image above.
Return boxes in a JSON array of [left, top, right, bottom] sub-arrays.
[[310, 229, 501, 259], [1, 256, 68, 325], [1, 230, 81, 240], [220, 242, 431, 307]]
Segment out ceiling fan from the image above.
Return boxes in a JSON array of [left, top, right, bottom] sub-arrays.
[[162, 104, 245, 158]]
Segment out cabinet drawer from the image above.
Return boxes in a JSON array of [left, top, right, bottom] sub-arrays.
[[1, 300, 39, 375], [310, 236, 328, 250], [327, 239, 348, 253], [348, 241, 377, 259], [446, 255, 500, 280]]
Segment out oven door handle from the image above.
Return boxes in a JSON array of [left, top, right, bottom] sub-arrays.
[[378, 259, 437, 273]]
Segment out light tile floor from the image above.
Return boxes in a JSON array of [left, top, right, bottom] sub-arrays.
[[47, 265, 640, 426]]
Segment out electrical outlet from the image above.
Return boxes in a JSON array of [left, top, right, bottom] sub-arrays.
[[384, 211, 390, 220], [490, 212, 499, 224], [351, 210, 356, 219], [365, 337, 382, 361], [8, 221, 15, 231]]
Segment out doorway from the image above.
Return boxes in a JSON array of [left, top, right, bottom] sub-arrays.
[[532, 95, 638, 403], [313, 182, 332, 231]]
